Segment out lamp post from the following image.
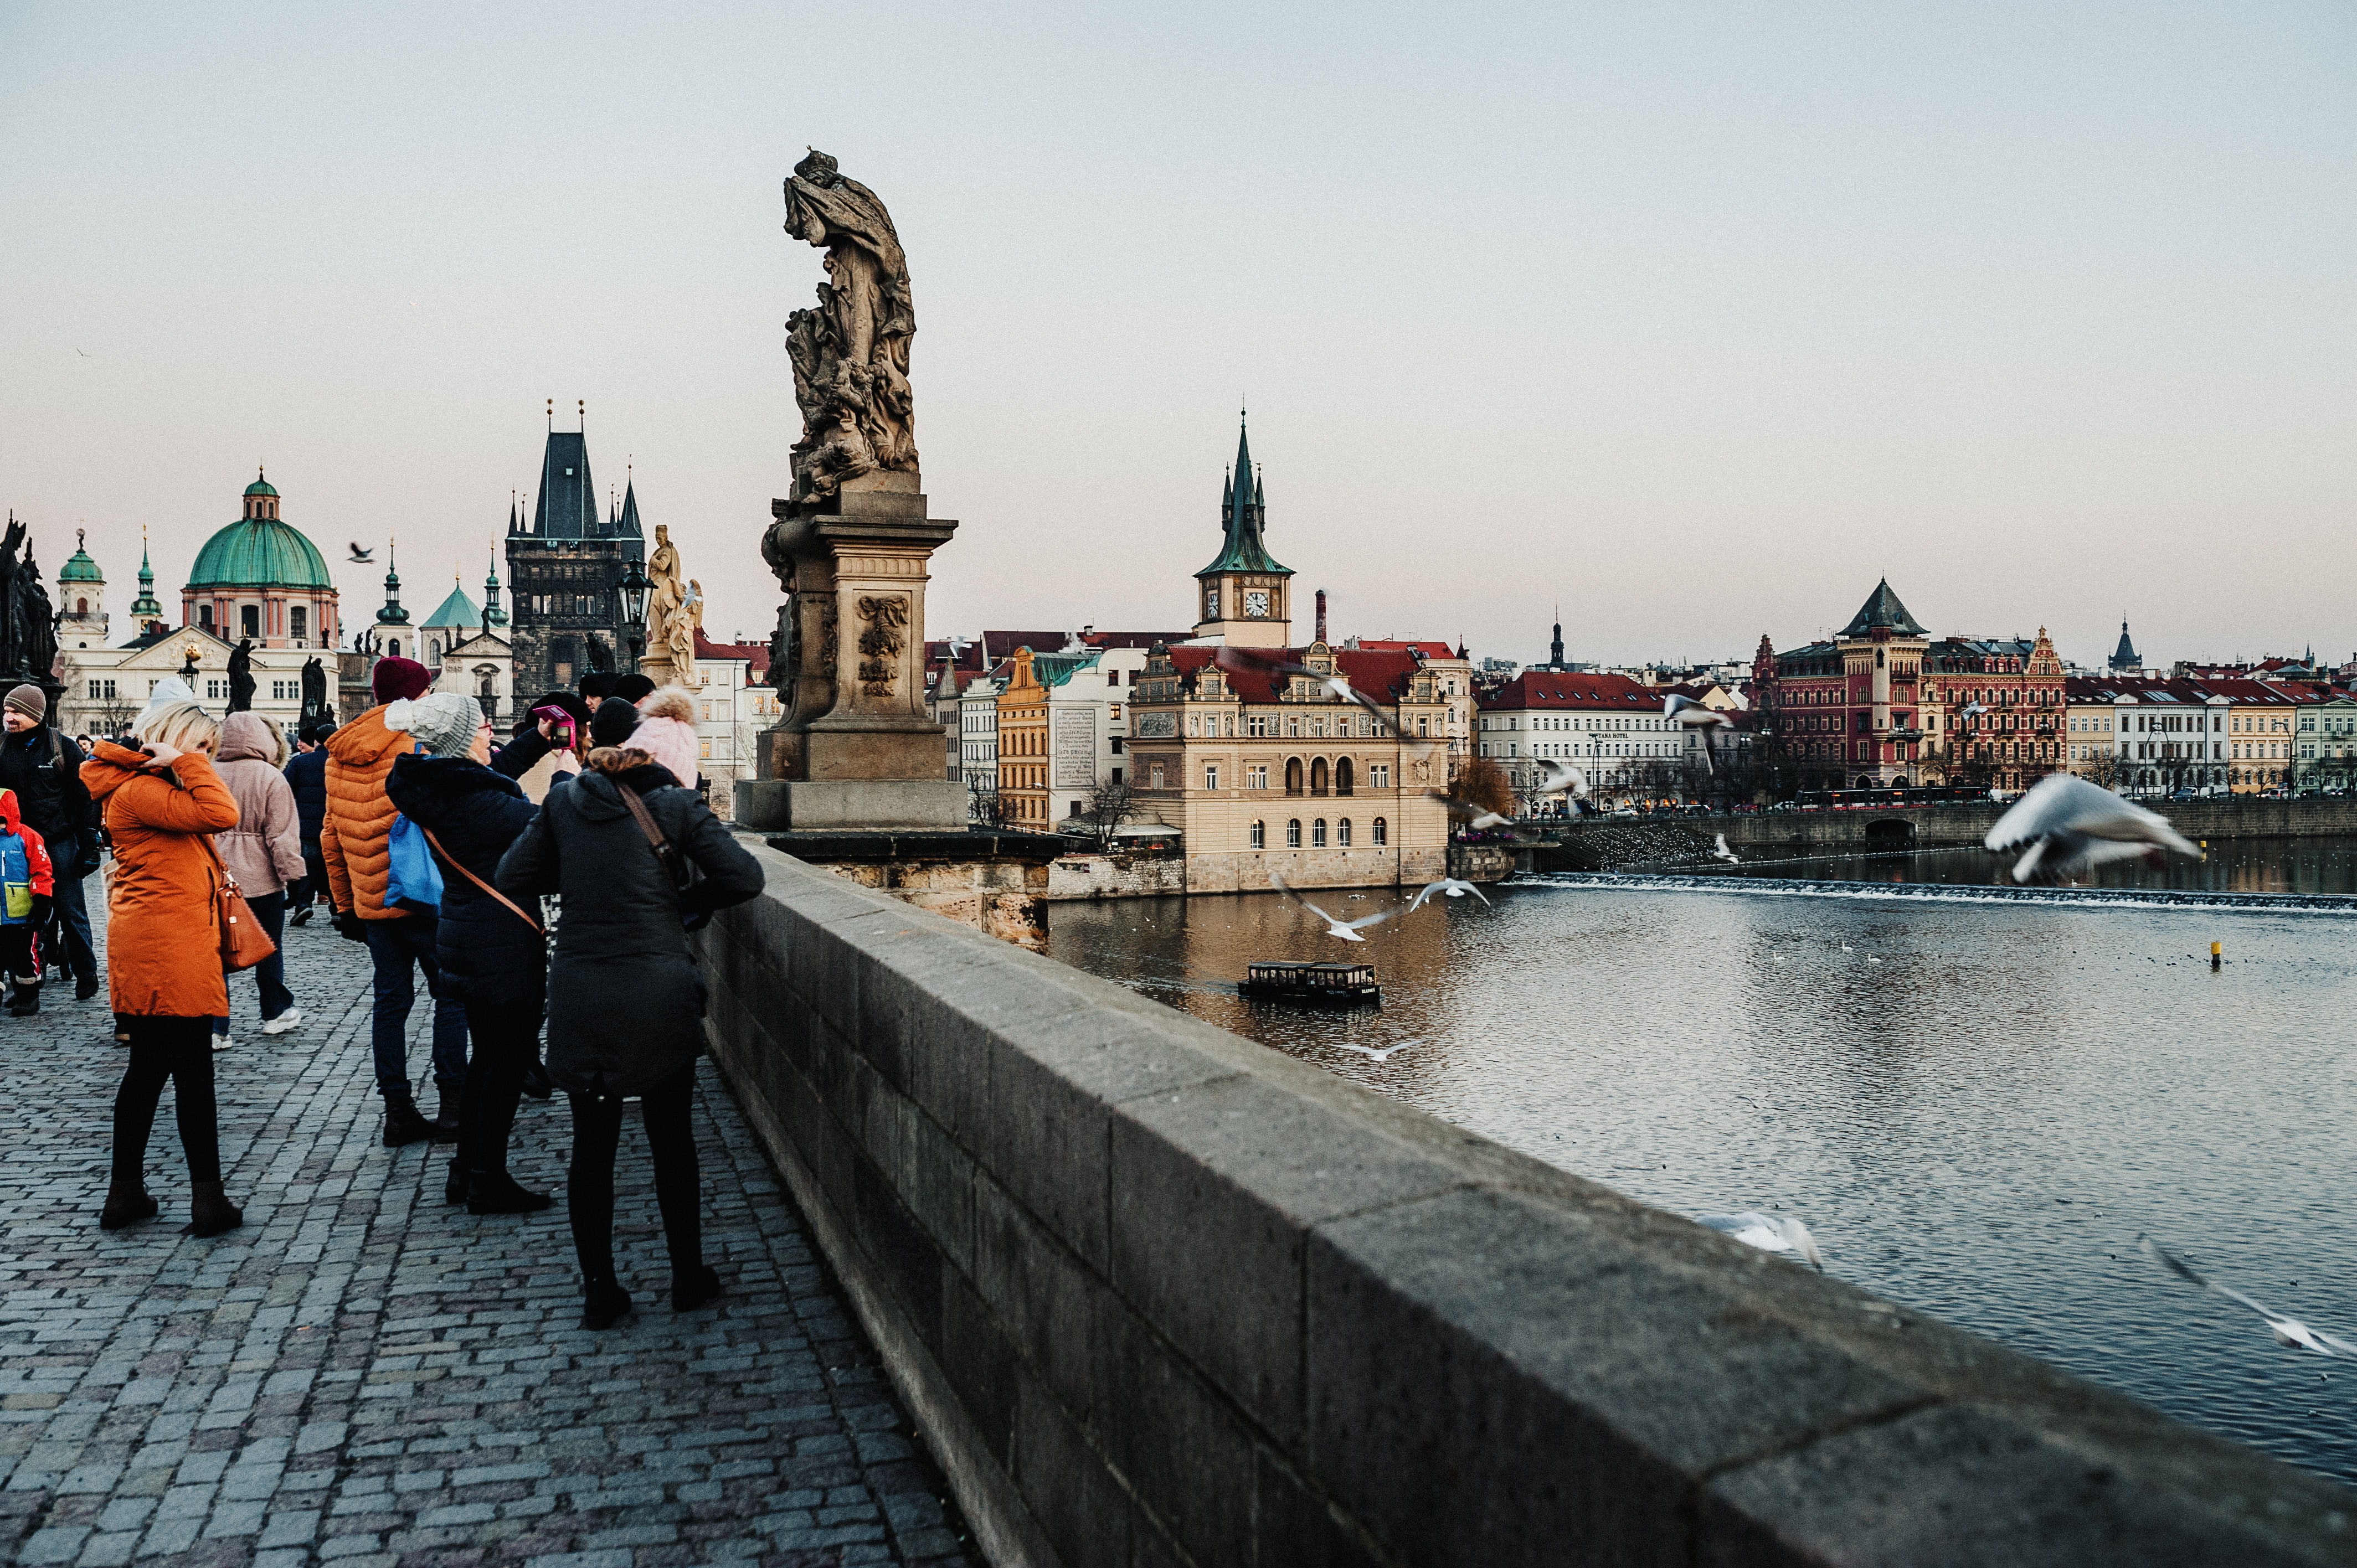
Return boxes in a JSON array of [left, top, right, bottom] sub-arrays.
[[617, 558, 651, 674]]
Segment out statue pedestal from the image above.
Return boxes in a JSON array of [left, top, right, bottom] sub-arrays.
[[742, 473, 962, 834], [639, 653, 689, 690]]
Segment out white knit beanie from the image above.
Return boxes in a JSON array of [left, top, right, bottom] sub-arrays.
[[384, 692, 482, 757]]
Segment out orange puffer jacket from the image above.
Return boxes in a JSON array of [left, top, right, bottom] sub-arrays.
[[320, 705, 420, 920], [83, 742, 240, 1017]]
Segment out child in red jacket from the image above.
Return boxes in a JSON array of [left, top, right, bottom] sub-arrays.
[[0, 787, 56, 1015]]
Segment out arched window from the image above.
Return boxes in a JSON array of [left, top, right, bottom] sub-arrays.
[[1311, 818, 1327, 847], [1249, 819, 1265, 849], [1285, 757, 1304, 795], [1335, 757, 1354, 795], [1371, 817, 1387, 846], [75, 598, 86, 615], [1337, 818, 1352, 846], [1310, 757, 1329, 795], [1285, 818, 1301, 848], [387, 638, 400, 658]]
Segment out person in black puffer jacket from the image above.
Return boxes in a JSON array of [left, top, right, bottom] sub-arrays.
[[384, 694, 554, 1215], [282, 725, 331, 924], [496, 699, 762, 1329]]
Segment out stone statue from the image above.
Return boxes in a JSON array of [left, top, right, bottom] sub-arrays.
[[644, 525, 697, 684], [781, 148, 918, 502], [300, 657, 331, 737], [0, 514, 59, 684], [228, 639, 255, 713], [671, 578, 703, 679]]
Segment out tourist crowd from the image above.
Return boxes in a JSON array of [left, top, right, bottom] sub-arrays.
[[59, 659, 762, 1328]]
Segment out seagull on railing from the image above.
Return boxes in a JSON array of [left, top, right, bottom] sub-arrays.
[[1985, 774, 2200, 883], [1271, 872, 1398, 942], [2140, 1236, 2356, 1358], [1407, 878, 1491, 912], [1699, 1212, 1825, 1271]]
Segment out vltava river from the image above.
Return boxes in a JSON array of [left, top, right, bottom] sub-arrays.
[[1050, 879, 2357, 1482]]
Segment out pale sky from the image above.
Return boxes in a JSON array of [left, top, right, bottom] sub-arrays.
[[3, 3, 2350, 671]]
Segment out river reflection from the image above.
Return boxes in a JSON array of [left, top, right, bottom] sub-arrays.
[[1049, 883, 2357, 1482]]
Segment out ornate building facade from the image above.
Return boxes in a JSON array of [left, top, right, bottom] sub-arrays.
[[180, 471, 341, 650], [505, 420, 645, 697]]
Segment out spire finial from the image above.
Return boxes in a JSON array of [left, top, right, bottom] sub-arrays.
[[546, 398, 553, 431], [578, 398, 585, 431]]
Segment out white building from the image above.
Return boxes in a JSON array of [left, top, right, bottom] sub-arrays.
[[689, 631, 777, 819], [1476, 668, 1702, 807]]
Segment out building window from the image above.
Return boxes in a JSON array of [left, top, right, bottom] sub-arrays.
[[1371, 817, 1387, 846], [1369, 764, 1390, 789], [1248, 714, 1268, 737], [1250, 819, 1265, 848], [1286, 818, 1301, 848], [198, 605, 214, 631], [1247, 765, 1268, 790], [1150, 763, 1165, 789], [1336, 757, 1354, 795], [1310, 757, 1329, 795], [1337, 818, 1352, 846], [206, 680, 226, 700], [1311, 818, 1327, 847], [1205, 764, 1220, 790], [291, 606, 307, 642]]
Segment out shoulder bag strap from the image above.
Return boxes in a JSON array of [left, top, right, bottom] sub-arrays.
[[418, 823, 543, 935], [615, 782, 689, 891]]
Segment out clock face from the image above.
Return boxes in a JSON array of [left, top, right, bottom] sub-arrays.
[[1244, 590, 1270, 617]]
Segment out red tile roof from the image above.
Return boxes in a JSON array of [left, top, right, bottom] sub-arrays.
[[1164, 646, 1433, 704], [694, 630, 770, 678], [1478, 670, 1659, 711]]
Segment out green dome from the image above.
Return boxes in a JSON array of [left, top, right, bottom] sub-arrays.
[[245, 474, 279, 498], [188, 518, 333, 590], [58, 549, 102, 584]]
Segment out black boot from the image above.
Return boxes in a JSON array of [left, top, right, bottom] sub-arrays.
[[580, 1276, 633, 1330], [467, 1170, 552, 1215], [671, 1263, 723, 1313], [9, 979, 40, 1017], [429, 1087, 461, 1144], [75, 974, 99, 1002], [381, 1086, 436, 1148], [520, 1056, 553, 1101], [182, 1181, 243, 1238], [444, 1156, 469, 1205], [290, 906, 312, 927], [99, 1178, 157, 1231]]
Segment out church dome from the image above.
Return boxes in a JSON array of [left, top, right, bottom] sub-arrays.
[[244, 474, 280, 499], [188, 518, 334, 591], [58, 547, 102, 584]]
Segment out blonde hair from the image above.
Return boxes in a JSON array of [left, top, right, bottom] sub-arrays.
[[134, 701, 219, 755]]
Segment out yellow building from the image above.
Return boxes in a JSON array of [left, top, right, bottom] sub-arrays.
[[1126, 419, 1464, 891], [996, 648, 1051, 827]]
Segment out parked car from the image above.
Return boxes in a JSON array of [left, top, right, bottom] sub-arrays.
[[2171, 788, 2200, 801]]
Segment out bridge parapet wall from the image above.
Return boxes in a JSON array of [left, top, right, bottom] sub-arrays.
[[697, 840, 2354, 1567]]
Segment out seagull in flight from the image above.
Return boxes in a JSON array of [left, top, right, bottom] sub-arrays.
[[1407, 878, 1491, 912], [1427, 790, 1512, 831], [1985, 775, 2201, 883], [1335, 1038, 1419, 1062], [1960, 702, 1989, 719], [1712, 833, 1739, 864], [1699, 1212, 1825, 1271], [1215, 645, 1433, 753], [1270, 872, 1397, 942], [348, 543, 375, 564], [2141, 1236, 2356, 1358], [1666, 695, 1730, 773], [1532, 758, 1582, 797]]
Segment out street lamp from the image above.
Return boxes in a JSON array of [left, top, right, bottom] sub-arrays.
[[617, 558, 651, 672]]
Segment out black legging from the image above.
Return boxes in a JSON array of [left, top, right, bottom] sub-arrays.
[[567, 1063, 701, 1285], [111, 1017, 220, 1185], [459, 998, 543, 1178]]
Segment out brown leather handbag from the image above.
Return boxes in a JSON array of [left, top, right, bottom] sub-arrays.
[[201, 839, 279, 972]]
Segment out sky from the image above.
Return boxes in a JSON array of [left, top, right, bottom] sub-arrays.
[[2, 2, 2351, 671]]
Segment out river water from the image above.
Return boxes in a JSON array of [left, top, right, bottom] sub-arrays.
[[1697, 832, 2357, 896], [1048, 874, 2357, 1483]]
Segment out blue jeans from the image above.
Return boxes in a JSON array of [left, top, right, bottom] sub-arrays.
[[213, 890, 292, 1033], [364, 915, 469, 1096], [47, 835, 96, 984]]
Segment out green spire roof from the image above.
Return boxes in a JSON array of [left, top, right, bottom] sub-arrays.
[[1838, 578, 1925, 638], [421, 581, 482, 630], [1196, 416, 1290, 579], [58, 532, 101, 583], [129, 535, 162, 619]]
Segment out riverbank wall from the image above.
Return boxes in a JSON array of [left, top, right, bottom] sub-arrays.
[[695, 838, 2355, 1567]]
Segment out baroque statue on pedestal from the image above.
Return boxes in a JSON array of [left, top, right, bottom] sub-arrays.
[[781, 148, 918, 504]]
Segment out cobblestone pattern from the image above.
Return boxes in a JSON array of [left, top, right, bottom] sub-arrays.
[[0, 907, 974, 1567]]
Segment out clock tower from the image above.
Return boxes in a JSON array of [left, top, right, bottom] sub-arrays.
[[1191, 415, 1293, 647]]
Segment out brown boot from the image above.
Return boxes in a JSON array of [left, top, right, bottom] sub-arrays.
[[99, 1179, 157, 1231], [182, 1181, 243, 1238]]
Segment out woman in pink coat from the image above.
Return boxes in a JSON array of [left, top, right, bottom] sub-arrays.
[[209, 713, 306, 1049]]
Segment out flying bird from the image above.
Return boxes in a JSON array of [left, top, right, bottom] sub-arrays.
[[1427, 790, 1512, 831], [1531, 758, 1583, 797], [75, 348, 92, 358], [1407, 878, 1491, 913], [2140, 1236, 2356, 1358], [1699, 1212, 1825, 1271], [1270, 872, 1398, 942], [1985, 774, 2201, 884], [1335, 1039, 1420, 1062], [1215, 644, 1433, 752], [348, 543, 375, 564], [1712, 833, 1739, 864], [1666, 695, 1730, 773], [1960, 702, 1989, 719]]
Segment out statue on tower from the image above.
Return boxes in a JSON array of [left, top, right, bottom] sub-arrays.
[[780, 148, 918, 504]]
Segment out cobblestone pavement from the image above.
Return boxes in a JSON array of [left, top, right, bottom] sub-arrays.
[[0, 906, 973, 1567]]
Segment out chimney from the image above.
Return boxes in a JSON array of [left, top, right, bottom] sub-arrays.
[[1315, 588, 1327, 645]]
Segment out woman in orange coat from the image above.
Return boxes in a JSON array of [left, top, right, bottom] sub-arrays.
[[83, 700, 245, 1236]]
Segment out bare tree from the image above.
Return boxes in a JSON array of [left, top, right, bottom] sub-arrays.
[[1070, 781, 1136, 852], [968, 779, 1016, 830]]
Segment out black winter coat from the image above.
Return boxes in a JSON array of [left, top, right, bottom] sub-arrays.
[[0, 725, 90, 844], [383, 754, 546, 1009], [495, 762, 762, 1095], [284, 746, 328, 853]]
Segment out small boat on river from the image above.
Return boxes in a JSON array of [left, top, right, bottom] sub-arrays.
[[1238, 961, 1382, 1005]]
